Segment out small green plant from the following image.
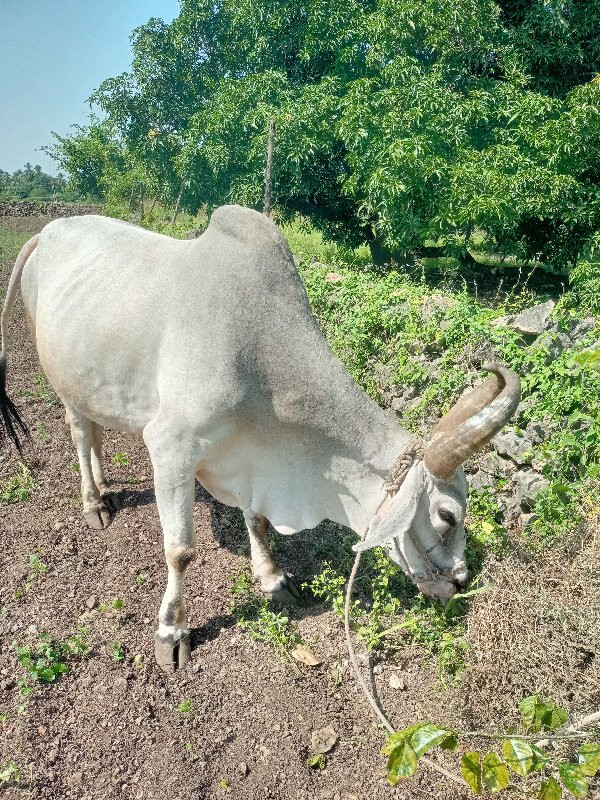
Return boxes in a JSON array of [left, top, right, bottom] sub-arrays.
[[69, 461, 81, 474], [135, 572, 149, 587], [35, 420, 50, 442], [21, 372, 59, 407], [112, 641, 125, 662], [12, 551, 48, 601], [0, 461, 34, 504], [306, 753, 326, 769], [112, 451, 129, 468], [14, 627, 89, 693], [229, 570, 300, 658], [177, 699, 192, 713], [0, 760, 22, 785], [112, 597, 124, 610], [385, 696, 600, 796], [218, 777, 230, 790]]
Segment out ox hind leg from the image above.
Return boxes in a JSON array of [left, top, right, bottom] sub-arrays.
[[244, 511, 299, 605], [66, 409, 120, 529]]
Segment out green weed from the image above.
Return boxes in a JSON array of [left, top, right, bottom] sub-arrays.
[[14, 627, 88, 694], [177, 699, 192, 713], [229, 571, 300, 658], [0, 461, 34, 504], [112, 451, 129, 468], [21, 372, 59, 407], [112, 641, 125, 662], [0, 760, 22, 785], [35, 421, 50, 442]]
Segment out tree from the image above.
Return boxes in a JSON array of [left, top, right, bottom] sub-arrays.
[[54, 0, 600, 268]]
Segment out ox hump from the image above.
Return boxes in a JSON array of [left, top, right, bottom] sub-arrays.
[[206, 205, 293, 258]]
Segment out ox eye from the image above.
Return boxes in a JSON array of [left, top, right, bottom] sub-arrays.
[[438, 508, 456, 527]]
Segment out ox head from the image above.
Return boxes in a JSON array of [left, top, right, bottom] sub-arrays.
[[354, 363, 520, 600]]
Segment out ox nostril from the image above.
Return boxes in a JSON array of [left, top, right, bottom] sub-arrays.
[[452, 563, 468, 589]]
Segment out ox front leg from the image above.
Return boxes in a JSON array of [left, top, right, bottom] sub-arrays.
[[244, 511, 299, 605], [149, 455, 197, 672]]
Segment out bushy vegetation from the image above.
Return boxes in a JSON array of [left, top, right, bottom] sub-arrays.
[[0, 164, 69, 200], [48, 0, 600, 273]]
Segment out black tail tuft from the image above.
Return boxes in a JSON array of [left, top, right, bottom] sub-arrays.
[[0, 352, 29, 455]]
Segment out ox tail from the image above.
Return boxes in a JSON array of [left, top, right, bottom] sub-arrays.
[[0, 234, 39, 453]]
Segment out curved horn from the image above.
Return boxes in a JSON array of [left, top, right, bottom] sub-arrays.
[[423, 363, 521, 481]]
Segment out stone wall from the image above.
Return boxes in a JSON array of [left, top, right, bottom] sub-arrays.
[[0, 200, 101, 217]]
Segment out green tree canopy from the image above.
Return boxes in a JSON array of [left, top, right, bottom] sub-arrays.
[[51, 0, 600, 267]]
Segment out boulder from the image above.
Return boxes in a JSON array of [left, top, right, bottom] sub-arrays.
[[511, 301, 555, 336], [514, 471, 549, 511], [493, 428, 534, 465]]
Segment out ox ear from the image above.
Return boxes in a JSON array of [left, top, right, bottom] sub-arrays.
[[353, 461, 426, 553]]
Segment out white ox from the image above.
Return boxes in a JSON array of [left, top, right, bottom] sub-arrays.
[[1, 206, 520, 670]]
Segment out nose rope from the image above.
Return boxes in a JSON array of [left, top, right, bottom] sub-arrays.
[[344, 437, 466, 788]]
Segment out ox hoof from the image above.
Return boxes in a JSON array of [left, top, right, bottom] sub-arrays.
[[266, 574, 300, 605], [83, 504, 112, 530], [154, 632, 191, 673], [101, 491, 121, 514]]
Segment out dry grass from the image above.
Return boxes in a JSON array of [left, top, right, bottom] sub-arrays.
[[457, 514, 600, 730]]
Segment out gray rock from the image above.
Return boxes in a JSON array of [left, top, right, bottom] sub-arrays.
[[511, 301, 555, 336], [515, 471, 549, 511], [524, 419, 551, 445], [520, 512, 539, 530], [493, 428, 534, 465], [529, 331, 564, 364]]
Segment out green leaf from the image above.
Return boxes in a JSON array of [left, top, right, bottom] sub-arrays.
[[539, 777, 562, 800], [542, 703, 568, 732], [440, 733, 459, 751], [519, 695, 544, 732], [460, 752, 482, 795], [482, 752, 510, 794], [410, 724, 453, 757], [531, 744, 550, 772], [387, 740, 419, 785], [383, 725, 421, 756], [578, 743, 600, 777], [502, 738, 534, 776], [558, 762, 588, 798]]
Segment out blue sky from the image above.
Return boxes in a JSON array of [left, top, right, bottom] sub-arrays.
[[0, 0, 180, 175]]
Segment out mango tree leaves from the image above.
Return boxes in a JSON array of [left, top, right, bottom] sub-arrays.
[[557, 762, 588, 798], [385, 724, 454, 784], [482, 752, 510, 794], [519, 696, 568, 733], [387, 740, 418, 785], [539, 777, 563, 800], [502, 738, 534, 776], [461, 752, 483, 795], [578, 743, 600, 777], [410, 724, 455, 757]]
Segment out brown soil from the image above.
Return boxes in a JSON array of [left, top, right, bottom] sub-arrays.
[[1, 215, 598, 800]]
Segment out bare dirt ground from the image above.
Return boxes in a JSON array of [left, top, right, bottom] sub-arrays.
[[1, 214, 599, 800]]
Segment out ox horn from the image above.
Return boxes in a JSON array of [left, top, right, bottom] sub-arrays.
[[423, 363, 521, 481]]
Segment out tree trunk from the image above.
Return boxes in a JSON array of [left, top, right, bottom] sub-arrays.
[[171, 182, 184, 225], [263, 118, 275, 217], [368, 233, 394, 267]]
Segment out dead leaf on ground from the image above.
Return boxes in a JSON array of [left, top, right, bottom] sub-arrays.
[[291, 644, 322, 666], [310, 725, 338, 755]]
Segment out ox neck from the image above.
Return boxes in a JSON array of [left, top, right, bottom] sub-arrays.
[[323, 417, 414, 536]]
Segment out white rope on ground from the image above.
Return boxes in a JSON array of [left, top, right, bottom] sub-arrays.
[[344, 437, 467, 788]]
